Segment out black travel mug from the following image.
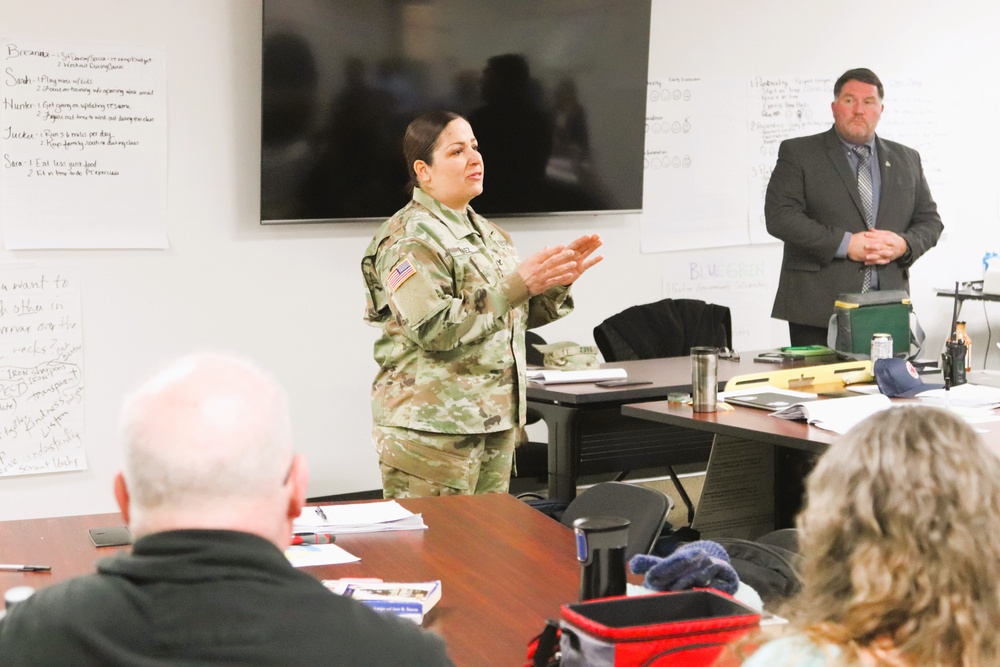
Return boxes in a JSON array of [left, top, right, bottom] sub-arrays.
[[572, 516, 630, 601]]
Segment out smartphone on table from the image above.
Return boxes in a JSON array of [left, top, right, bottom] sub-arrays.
[[755, 352, 805, 364]]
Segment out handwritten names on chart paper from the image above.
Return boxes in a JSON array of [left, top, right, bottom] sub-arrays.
[[641, 77, 748, 253], [1, 39, 168, 249], [0, 269, 86, 478]]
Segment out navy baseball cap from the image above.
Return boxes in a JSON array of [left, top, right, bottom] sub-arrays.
[[873, 358, 944, 398]]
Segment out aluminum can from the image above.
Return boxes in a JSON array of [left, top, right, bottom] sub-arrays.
[[870, 333, 893, 362]]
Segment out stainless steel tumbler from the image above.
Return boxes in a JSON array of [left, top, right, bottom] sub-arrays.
[[691, 346, 719, 413]]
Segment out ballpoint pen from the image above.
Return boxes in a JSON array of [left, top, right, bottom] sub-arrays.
[[291, 533, 336, 545], [0, 564, 51, 572]]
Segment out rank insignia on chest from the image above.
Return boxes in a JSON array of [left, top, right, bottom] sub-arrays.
[[386, 259, 416, 291]]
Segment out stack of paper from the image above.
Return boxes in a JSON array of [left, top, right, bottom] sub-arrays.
[[526, 368, 628, 384], [770, 393, 892, 434], [293, 500, 427, 534]]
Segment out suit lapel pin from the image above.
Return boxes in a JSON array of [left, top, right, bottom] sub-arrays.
[[885, 161, 891, 167]]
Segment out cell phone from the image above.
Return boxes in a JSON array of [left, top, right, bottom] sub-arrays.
[[755, 352, 805, 363], [595, 380, 654, 388], [89, 526, 133, 547]]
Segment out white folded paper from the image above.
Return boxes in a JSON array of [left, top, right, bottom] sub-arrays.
[[526, 368, 628, 384]]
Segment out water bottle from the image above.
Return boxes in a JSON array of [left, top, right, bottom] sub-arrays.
[[983, 251, 999, 275]]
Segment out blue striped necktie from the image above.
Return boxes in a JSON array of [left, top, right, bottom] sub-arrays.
[[854, 145, 875, 292]]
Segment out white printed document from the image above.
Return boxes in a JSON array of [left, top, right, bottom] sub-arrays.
[[770, 393, 892, 434]]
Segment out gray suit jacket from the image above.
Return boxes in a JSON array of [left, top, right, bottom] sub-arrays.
[[765, 126, 943, 328]]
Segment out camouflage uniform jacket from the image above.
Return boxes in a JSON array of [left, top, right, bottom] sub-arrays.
[[362, 188, 573, 434]]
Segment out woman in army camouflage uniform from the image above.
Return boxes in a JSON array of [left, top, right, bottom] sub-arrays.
[[362, 111, 602, 497]]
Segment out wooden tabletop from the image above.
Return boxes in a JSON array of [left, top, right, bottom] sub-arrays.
[[623, 394, 1000, 457], [0, 494, 578, 667], [622, 397, 841, 454]]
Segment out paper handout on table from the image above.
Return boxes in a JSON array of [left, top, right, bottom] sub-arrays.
[[526, 368, 628, 384], [285, 543, 360, 568], [293, 500, 427, 534], [916, 383, 1000, 409], [769, 393, 892, 434]]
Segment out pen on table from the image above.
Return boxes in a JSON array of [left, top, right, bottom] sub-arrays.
[[314, 506, 328, 521], [0, 564, 51, 573], [291, 533, 337, 545]]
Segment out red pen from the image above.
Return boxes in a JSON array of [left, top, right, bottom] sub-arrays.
[[291, 533, 336, 545]]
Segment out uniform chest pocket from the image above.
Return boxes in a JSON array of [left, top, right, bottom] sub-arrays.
[[452, 252, 499, 291]]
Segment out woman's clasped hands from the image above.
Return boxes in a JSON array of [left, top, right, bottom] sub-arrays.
[[517, 234, 603, 296]]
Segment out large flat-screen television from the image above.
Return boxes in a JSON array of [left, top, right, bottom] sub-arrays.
[[261, 0, 651, 223]]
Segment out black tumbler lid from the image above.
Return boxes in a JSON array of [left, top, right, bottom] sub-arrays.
[[573, 516, 629, 563]]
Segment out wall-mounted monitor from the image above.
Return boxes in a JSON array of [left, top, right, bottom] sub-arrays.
[[261, 0, 651, 223]]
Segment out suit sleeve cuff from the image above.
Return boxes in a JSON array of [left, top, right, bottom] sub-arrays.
[[834, 232, 852, 259]]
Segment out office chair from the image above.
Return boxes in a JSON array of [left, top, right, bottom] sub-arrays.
[[593, 298, 732, 362], [509, 330, 549, 496], [592, 298, 733, 526], [560, 481, 672, 560]]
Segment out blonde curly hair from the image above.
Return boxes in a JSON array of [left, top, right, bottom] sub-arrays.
[[790, 405, 1000, 666]]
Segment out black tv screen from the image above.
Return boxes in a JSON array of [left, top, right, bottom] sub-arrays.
[[261, 0, 651, 223]]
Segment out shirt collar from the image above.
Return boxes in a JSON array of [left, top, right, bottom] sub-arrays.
[[835, 128, 877, 156], [412, 187, 478, 239]]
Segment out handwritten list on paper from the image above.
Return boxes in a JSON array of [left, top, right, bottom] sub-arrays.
[[746, 76, 947, 244], [1, 39, 168, 249], [746, 76, 835, 244], [0, 269, 86, 478]]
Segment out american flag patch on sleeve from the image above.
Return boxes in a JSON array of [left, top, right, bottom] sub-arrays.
[[386, 259, 417, 291]]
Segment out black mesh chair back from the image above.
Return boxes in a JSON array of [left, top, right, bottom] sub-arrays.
[[560, 481, 672, 560]]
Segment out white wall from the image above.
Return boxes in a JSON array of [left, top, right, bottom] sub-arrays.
[[2, 0, 998, 521]]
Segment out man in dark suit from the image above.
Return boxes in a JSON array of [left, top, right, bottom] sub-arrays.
[[765, 68, 943, 345]]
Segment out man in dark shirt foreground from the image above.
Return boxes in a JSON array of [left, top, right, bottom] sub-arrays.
[[0, 352, 455, 667]]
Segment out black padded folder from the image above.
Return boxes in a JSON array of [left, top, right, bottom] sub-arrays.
[[724, 392, 817, 411]]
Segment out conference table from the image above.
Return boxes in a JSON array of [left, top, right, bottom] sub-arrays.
[[526, 353, 844, 502], [0, 494, 578, 667], [622, 393, 1000, 531]]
